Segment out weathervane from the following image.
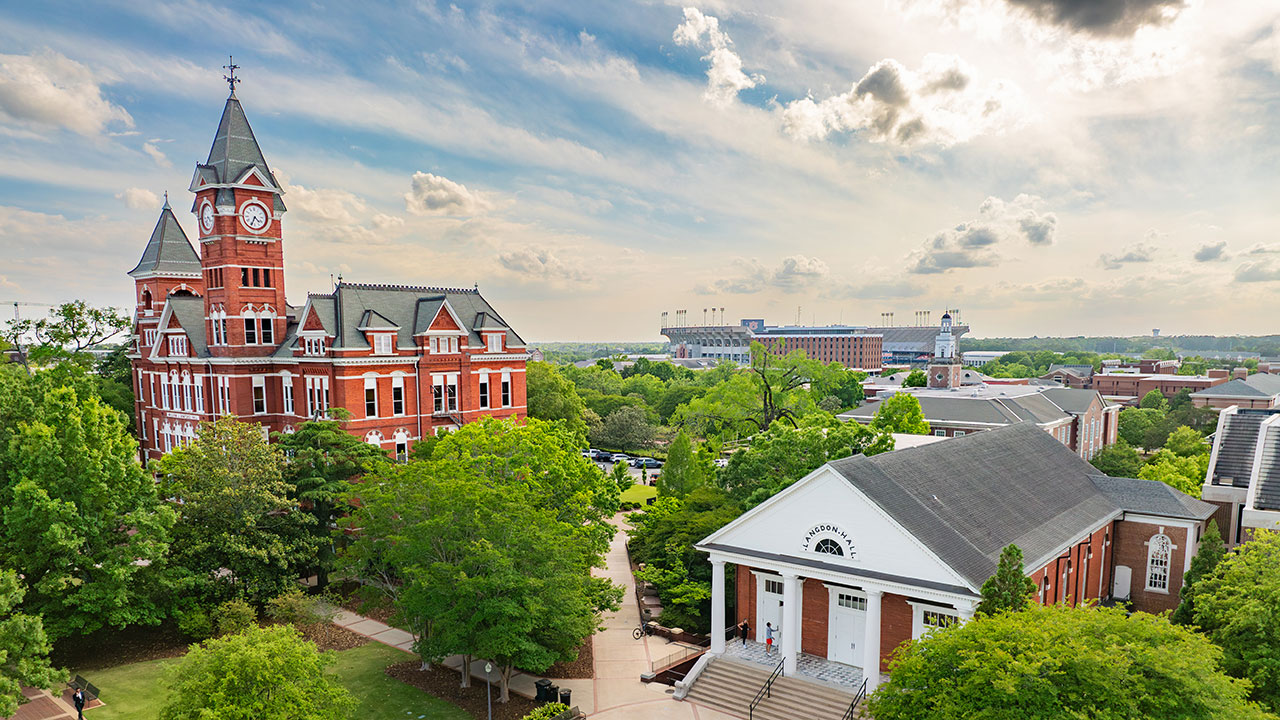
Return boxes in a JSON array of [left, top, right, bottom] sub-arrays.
[[222, 55, 241, 95]]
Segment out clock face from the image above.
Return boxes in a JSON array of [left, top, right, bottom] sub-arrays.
[[200, 204, 214, 233], [242, 203, 268, 231]]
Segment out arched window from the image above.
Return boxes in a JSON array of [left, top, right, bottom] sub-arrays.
[[141, 288, 153, 310], [242, 306, 258, 345], [1146, 534, 1172, 591], [814, 538, 844, 556], [364, 431, 383, 446]]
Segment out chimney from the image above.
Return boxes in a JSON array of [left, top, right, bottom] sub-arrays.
[[1233, 367, 1249, 380]]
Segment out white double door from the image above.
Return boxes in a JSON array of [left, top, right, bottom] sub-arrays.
[[759, 578, 784, 642], [828, 590, 867, 667]]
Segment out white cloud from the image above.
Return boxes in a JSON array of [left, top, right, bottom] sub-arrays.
[[372, 213, 405, 230], [281, 178, 368, 225], [115, 187, 158, 209], [780, 54, 1024, 147], [1099, 242, 1156, 269], [0, 49, 133, 136], [909, 194, 1056, 273], [404, 172, 489, 216], [142, 142, 171, 168], [699, 254, 829, 294], [496, 245, 590, 285], [673, 7, 764, 107], [1234, 260, 1280, 283]]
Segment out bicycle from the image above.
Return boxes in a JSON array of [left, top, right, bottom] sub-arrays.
[[633, 624, 651, 640]]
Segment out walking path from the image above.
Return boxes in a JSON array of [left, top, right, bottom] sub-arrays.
[[333, 513, 740, 719]]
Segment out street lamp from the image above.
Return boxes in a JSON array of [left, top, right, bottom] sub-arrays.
[[485, 661, 493, 720]]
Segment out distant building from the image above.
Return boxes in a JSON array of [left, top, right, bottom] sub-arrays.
[[1093, 370, 1229, 406], [660, 311, 971, 371], [961, 351, 1014, 367], [1040, 364, 1096, 389], [1201, 407, 1280, 546], [1191, 373, 1280, 410], [841, 384, 1119, 461]]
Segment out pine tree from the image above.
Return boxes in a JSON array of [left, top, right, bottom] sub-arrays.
[[1171, 520, 1225, 625], [978, 544, 1037, 615]]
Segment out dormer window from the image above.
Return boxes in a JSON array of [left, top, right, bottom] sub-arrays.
[[303, 337, 326, 356], [144, 329, 158, 346], [169, 335, 188, 356], [429, 336, 458, 354], [486, 333, 503, 353], [373, 333, 394, 355]]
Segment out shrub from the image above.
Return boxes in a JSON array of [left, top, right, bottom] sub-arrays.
[[522, 703, 572, 720], [212, 598, 257, 636], [266, 587, 336, 627], [175, 606, 213, 641]]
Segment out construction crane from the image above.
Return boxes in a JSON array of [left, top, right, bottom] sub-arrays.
[[2, 301, 57, 322]]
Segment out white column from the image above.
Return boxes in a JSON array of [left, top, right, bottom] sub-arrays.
[[710, 559, 726, 655], [862, 589, 883, 691], [957, 603, 976, 623], [781, 572, 800, 675]]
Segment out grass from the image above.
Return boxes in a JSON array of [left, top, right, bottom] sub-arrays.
[[620, 483, 657, 504], [78, 643, 469, 720]]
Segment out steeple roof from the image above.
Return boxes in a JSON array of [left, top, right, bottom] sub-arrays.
[[129, 202, 202, 277], [194, 94, 287, 212]]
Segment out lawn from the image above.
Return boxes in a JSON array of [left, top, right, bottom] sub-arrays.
[[80, 643, 469, 720], [620, 483, 657, 504]]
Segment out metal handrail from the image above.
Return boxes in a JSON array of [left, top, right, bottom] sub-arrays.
[[748, 657, 785, 720], [842, 678, 869, 720], [649, 625, 736, 673]]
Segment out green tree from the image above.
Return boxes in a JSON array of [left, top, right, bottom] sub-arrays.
[[1118, 407, 1164, 447], [2, 301, 130, 371], [0, 570, 64, 717], [1166, 425, 1209, 457], [0, 371, 175, 639], [902, 369, 927, 387], [94, 344, 137, 435], [592, 405, 656, 451], [610, 460, 634, 494], [1172, 520, 1225, 626], [719, 413, 894, 507], [810, 365, 866, 409], [1195, 530, 1280, 711], [155, 416, 318, 605], [656, 383, 706, 424], [1140, 388, 1170, 411], [659, 431, 711, 498], [870, 393, 931, 435], [867, 604, 1271, 720], [275, 418, 390, 590], [526, 361, 589, 440], [1089, 440, 1144, 477], [977, 545, 1037, 615], [158, 624, 354, 720], [1138, 449, 1209, 498], [673, 343, 826, 436]]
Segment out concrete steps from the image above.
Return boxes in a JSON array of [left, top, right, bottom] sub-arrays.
[[686, 657, 863, 720]]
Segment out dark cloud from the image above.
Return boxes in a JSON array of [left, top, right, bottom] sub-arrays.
[[1193, 241, 1227, 262], [907, 195, 1056, 274], [1099, 243, 1155, 269], [1004, 0, 1185, 37], [1019, 214, 1057, 246]]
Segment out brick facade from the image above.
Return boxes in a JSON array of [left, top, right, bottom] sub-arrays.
[[879, 593, 913, 672], [1110, 519, 1190, 614], [1093, 373, 1227, 403], [801, 578, 828, 658]]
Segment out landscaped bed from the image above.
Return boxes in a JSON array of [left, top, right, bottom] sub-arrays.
[[385, 661, 542, 720]]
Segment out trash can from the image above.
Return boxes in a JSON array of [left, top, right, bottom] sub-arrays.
[[547, 684, 559, 704], [559, 688, 572, 705], [534, 678, 553, 702]]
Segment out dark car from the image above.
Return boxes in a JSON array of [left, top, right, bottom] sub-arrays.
[[631, 457, 663, 469]]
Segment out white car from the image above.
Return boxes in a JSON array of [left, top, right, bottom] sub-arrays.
[[714, 458, 731, 468]]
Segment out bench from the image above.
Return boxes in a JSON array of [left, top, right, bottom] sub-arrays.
[[69, 675, 100, 702]]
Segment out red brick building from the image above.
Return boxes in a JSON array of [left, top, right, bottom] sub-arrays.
[[1093, 370, 1228, 405], [695, 424, 1214, 695], [128, 88, 528, 462]]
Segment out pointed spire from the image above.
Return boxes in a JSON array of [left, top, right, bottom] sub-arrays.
[[128, 204, 201, 278], [197, 90, 287, 212], [162, 190, 171, 209]]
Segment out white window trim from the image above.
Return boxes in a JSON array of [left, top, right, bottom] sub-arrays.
[[252, 376, 267, 415], [1145, 532, 1174, 593]]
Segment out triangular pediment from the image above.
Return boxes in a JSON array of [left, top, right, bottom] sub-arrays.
[[429, 302, 463, 332], [302, 304, 328, 332], [702, 466, 974, 590]]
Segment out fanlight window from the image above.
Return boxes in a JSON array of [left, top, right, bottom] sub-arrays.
[[814, 538, 845, 556]]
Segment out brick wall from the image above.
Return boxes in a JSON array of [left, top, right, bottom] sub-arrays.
[[879, 593, 913, 672], [1111, 520, 1189, 614], [801, 578, 828, 657], [734, 563, 756, 632]]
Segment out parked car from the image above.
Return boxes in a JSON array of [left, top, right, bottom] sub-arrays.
[[713, 458, 730, 468], [587, 448, 606, 460], [581, 449, 592, 458], [610, 453, 631, 463], [632, 457, 663, 469]]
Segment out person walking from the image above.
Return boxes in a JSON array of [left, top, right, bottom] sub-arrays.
[[72, 688, 86, 720], [739, 619, 750, 646], [765, 622, 775, 655]]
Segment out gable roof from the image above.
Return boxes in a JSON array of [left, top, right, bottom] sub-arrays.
[[160, 297, 209, 357], [1193, 373, 1280, 398], [1046, 364, 1095, 378], [825, 424, 1122, 588], [1089, 475, 1216, 520], [306, 283, 525, 350], [129, 201, 202, 277], [195, 94, 286, 212], [1040, 387, 1103, 415]]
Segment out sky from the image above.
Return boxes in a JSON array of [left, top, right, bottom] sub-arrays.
[[0, 0, 1278, 341]]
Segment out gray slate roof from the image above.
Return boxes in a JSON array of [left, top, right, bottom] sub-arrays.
[[195, 94, 286, 213], [1040, 387, 1101, 414], [1193, 373, 1280, 398], [310, 283, 525, 350], [1047, 364, 1095, 378], [1089, 475, 1216, 520], [128, 202, 201, 277], [826, 423, 1200, 589], [1255, 426, 1280, 511], [1212, 411, 1272, 487], [167, 297, 209, 357]]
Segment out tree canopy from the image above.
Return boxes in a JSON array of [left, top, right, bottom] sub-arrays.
[[0, 369, 174, 639], [868, 604, 1272, 720], [870, 393, 931, 435], [977, 545, 1036, 615], [526, 361, 590, 440], [0, 570, 64, 717], [659, 430, 711, 498], [1172, 519, 1225, 626], [902, 369, 927, 387], [158, 624, 354, 720], [1089, 440, 1143, 478], [2, 301, 130, 371]]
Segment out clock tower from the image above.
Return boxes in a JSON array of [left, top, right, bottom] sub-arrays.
[[189, 74, 288, 357]]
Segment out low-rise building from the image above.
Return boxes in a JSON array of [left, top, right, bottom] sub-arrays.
[[1201, 406, 1280, 546], [960, 350, 1014, 367], [694, 424, 1214, 697], [1092, 371, 1228, 405], [1040, 363, 1095, 389], [1192, 373, 1280, 410]]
